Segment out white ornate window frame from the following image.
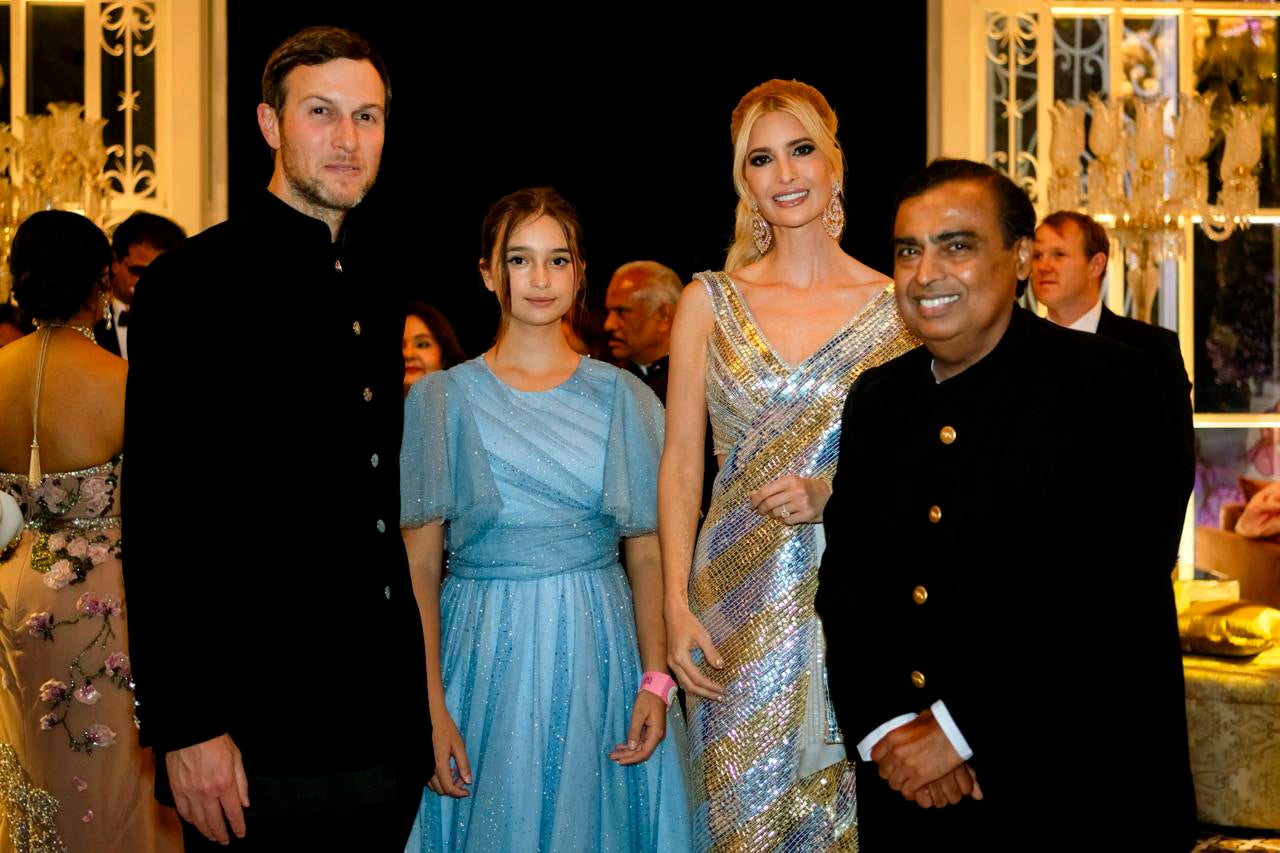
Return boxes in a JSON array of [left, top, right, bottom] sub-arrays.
[[930, 0, 1280, 575], [10, 0, 226, 233]]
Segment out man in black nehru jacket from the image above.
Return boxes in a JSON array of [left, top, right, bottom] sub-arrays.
[[816, 159, 1194, 851], [123, 26, 428, 849]]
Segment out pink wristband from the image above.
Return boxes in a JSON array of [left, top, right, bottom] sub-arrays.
[[640, 671, 678, 708]]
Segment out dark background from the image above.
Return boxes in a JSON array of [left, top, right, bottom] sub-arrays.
[[227, 6, 929, 354]]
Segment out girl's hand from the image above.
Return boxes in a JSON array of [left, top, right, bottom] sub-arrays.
[[665, 604, 724, 700], [748, 475, 832, 524], [610, 691, 668, 765], [426, 711, 472, 798]]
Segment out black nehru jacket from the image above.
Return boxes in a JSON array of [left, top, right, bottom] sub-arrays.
[[122, 189, 429, 807], [816, 307, 1195, 850]]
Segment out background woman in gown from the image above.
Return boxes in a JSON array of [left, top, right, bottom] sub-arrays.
[[658, 81, 917, 850], [400, 187, 690, 852], [0, 211, 181, 851]]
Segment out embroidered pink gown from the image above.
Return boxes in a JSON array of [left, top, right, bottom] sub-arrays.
[[0, 457, 182, 851]]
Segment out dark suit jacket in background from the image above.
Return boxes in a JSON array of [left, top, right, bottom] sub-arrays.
[[816, 308, 1195, 850], [122, 189, 430, 814], [1096, 304, 1194, 480]]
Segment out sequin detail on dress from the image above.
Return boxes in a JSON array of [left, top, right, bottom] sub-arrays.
[[689, 271, 917, 852], [0, 744, 65, 852]]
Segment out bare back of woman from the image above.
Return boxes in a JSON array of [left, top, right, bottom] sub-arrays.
[[0, 330, 125, 474]]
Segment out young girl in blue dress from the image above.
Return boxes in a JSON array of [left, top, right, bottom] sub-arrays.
[[400, 187, 690, 852]]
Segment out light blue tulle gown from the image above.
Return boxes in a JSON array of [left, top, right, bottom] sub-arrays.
[[400, 356, 691, 853]]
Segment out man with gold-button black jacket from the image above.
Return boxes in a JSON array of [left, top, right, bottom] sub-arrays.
[[122, 27, 428, 850], [816, 159, 1194, 851]]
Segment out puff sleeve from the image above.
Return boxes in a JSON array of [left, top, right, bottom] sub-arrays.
[[601, 370, 665, 537], [400, 371, 501, 547]]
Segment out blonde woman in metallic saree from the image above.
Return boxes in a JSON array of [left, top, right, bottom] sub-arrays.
[[657, 80, 917, 852]]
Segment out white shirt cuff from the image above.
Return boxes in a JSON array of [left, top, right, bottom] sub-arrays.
[[930, 700, 974, 761], [857, 713, 918, 762]]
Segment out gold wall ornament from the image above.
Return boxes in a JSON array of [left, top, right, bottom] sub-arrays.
[[0, 103, 112, 303]]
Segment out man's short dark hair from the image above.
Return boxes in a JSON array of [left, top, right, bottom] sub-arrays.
[[893, 158, 1036, 248], [1039, 210, 1110, 263], [261, 26, 390, 117], [111, 212, 186, 259]]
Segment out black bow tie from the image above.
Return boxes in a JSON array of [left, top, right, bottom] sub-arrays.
[[116, 309, 129, 328]]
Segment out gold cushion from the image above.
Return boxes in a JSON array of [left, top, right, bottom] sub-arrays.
[[1180, 600, 1280, 656]]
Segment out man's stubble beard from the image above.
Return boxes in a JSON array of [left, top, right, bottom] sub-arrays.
[[281, 135, 379, 215]]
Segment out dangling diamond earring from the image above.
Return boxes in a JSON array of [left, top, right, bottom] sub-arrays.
[[751, 200, 773, 255], [100, 275, 113, 330], [822, 181, 845, 242]]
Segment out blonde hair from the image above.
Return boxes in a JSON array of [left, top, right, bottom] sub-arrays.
[[478, 187, 587, 346], [725, 80, 844, 272]]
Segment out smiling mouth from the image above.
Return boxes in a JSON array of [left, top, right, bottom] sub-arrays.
[[773, 190, 809, 206], [917, 294, 961, 315]]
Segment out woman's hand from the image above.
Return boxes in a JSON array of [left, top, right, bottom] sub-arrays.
[[426, 710, 472, 798], [665, 604, 724, 700], [610, 691, 668, 765], [748, 475, 832, 524]]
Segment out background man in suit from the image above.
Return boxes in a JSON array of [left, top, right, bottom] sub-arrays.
[[95, 212, 186, 358], [603, 260, 681, 402], [1032, 209, 1193, 477], [815, 159, 1194, 849], [123, 26, 428, 849]]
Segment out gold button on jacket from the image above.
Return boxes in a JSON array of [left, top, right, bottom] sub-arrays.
[[928, 505, 942, 523], [912, 585, 928, 605], [911, 670, 926, 689], [939, 425, 956, 444]]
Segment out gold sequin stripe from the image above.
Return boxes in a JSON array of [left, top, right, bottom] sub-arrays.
[[695, 669, 810, 796], [698, 571, 821, 709], [0, 744, 66, 852], [691, 532, 821, 676], [703, 761, 854, 853], [707, 274, 790, 376]]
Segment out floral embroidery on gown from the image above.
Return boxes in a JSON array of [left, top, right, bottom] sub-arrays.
[[400, 357, 691, 853], [0, 459, 181, 852]]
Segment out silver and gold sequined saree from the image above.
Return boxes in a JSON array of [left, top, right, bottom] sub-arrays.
[[687, 272, 916, 852]]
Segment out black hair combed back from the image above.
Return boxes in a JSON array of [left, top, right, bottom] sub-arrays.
[[10, 210, 112, 323], [893, 158, 1036, 248]]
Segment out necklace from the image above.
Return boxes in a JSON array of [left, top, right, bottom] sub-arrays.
[[34, 322, 96, 344]]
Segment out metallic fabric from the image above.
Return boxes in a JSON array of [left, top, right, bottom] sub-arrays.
[[0, 744, 65, 852], [688, 272, 917, 852]]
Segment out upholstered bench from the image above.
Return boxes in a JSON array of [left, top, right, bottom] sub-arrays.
[[1184, 645, 1280, 829]]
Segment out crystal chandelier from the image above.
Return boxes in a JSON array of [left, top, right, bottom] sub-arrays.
[[0, 102, 111, 303], [1047, 93, 1265, 322]]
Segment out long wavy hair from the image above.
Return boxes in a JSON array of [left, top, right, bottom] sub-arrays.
[[725, 80, 845, 272]]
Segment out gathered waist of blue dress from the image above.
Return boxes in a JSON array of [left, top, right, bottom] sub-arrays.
[[447, 521, 624, 580], [447, 551, 621, 581]]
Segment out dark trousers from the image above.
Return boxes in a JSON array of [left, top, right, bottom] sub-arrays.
[[180, 786, 420, 851]]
